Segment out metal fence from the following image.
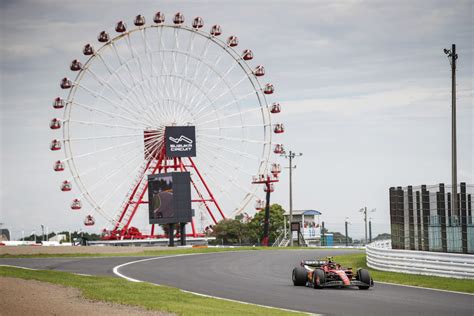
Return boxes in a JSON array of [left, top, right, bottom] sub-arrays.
[[389, 183, 473, 254], [366, 240, 474, 279]]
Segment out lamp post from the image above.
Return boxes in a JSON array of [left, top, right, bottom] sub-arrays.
[[281, 150, 303, 246], [443, 44, 458, 218], [369, 217, 373, 243]]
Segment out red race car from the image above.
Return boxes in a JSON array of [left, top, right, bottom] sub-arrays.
[[292, 257, 374, 290]]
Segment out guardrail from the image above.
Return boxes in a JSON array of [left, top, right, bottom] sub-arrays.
[[366, 240, 474, 279]]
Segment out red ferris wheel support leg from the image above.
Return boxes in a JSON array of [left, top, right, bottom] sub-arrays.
[[113, 159, 153, 233], [188, 157, 226, 221], [120, 157, 162, 236]]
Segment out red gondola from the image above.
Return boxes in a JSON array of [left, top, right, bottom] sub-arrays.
[[192, 17, 203, 29], [84, 215, 95, 226], [173, 12, 184, 24], [60, 78, 72, 89], [54, 160, 65, 172], [242, 49, 253, 60], [115, 21, 127, 33], [61, 180, 72, 192], [134, 15, 146, 26], [264, 183, 274, 193], [254, 65, 265, 77], [271, 163, 281, 177], [273, 144, 284, 154], [70, 59, 82, 71], [210, 25, 222, 36], [270, 102, 281, 114], [263, 83, 274, 94], [255, 199, 265, 210], [83, 44, 94, 56], [49, 118, 61, 130], [71, 198, 82, 210], [227, 36, 238, 47], [53, 97, 65, 109], [50, 139, 61, 151], [97, 31, 110, 43], [154, 12, 165, 24], [274, 123, 284, 134]]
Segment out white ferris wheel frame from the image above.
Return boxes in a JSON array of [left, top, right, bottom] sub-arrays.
[[59, 23, 276, 228]]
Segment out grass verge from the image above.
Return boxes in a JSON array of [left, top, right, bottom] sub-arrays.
[[0, 266, 305, 316], [0, 246, 361, 258], [335, 253, 474, 294]]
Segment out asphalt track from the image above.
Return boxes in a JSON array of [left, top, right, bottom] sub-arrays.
[[1, 249, 473, 315]]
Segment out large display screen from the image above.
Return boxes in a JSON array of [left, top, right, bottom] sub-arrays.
[[165, 126, 196, 157], [148, 172, 192, 224]]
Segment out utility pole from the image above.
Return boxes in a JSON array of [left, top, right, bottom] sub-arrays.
[[444, 44, 458, 218], [41, 225, 45, 243], [345, 217, 349, 246], [360, 207, 367, 245], [360, 207, 376, 245], [281, 150, 303, 246]]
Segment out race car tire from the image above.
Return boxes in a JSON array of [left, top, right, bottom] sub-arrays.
[[357, 269, 371, 290], [292, 267, 307, 286], [312, 268, 326, 289]]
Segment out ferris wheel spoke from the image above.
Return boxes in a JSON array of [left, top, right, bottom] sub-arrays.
[[95, 142, 162, 213], [96, 54, 132, 91], [76, 147, 143, 196], [198, 137, 260, 161], [156, 27, 177, 99], [67, 144, 143, 183], [67, 119, 144, 130], [197, 106, 262, 126], [75, 83, 156, 126], [65, 133, 144, 142], [182, 37, 212, 107], [190, 73, 249, 127], [194, 90, 255, 122], [198, 143, 254, 178], [70, 138, 143, 160], [198, 133, 266, 145], [124, 35, 158, 106], [85, 67, 144, 110], [195, 150, 255, 205], [72, 101, 150, 127], [193, 59, 239, 109]]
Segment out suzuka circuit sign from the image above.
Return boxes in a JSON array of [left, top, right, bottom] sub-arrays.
[[165, 126, 196, 157]]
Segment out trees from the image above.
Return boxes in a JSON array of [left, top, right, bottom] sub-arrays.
[[211, 204, 286, 245]]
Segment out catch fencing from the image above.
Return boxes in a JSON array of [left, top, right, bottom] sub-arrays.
[[389, 183, 474, 253], [366, 240, 474, 279]]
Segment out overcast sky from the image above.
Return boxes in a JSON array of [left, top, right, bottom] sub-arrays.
[[1, 0, 472, 239]]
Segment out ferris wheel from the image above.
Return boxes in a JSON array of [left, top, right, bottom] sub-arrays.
[[49, 12, 285, 238]]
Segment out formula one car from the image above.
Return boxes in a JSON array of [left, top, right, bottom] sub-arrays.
[[292, 257, 374, 290]]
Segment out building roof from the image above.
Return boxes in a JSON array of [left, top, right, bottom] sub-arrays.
[[284, 209, 322, 216]]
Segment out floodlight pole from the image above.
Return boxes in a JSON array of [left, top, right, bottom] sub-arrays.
[[451, 44, 458, 218], [444, 44, 458, 218]]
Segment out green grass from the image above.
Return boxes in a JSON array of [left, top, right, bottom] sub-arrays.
[[335, 253, 474, 294], [0, 266, 305, 316]]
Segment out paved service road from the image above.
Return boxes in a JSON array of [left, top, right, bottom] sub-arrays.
[[2, 250, 473, 315]]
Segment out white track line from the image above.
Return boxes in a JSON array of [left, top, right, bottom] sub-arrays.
[[112, 252, 315, 315], [0, 264, 38, 271], [375, 280, 474, 296]]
